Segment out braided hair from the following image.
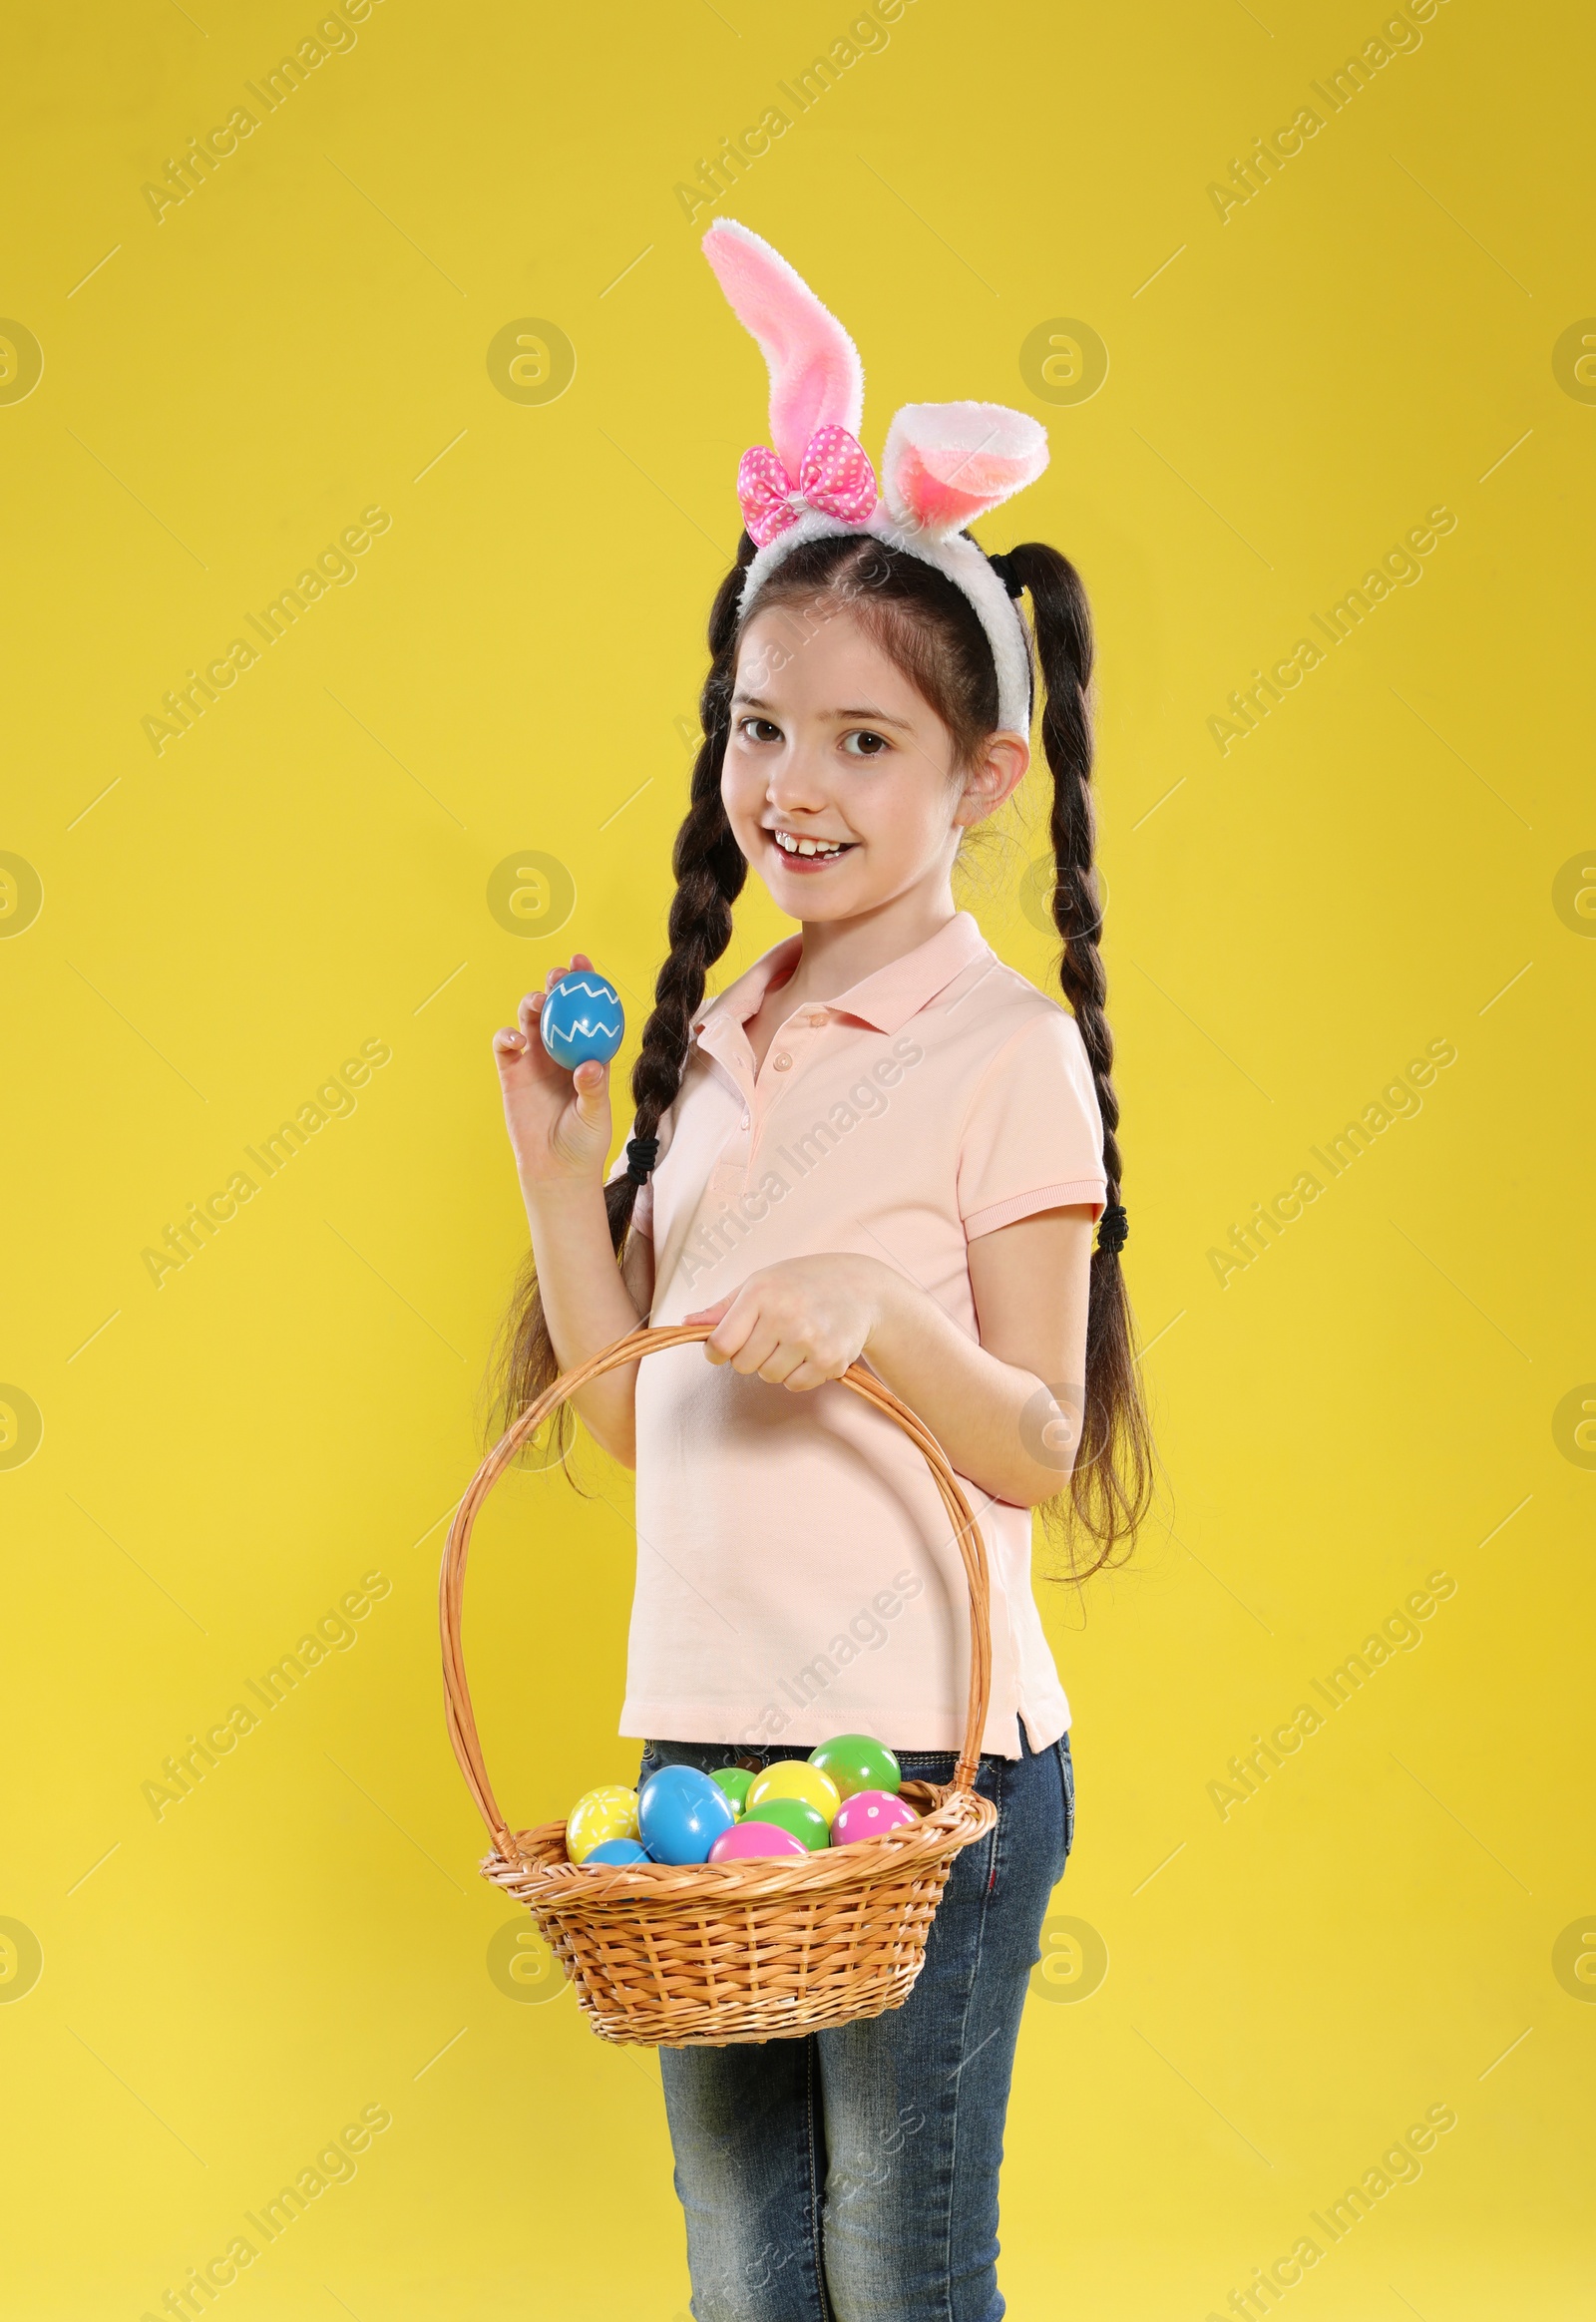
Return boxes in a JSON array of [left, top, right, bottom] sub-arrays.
[[999, 540, 1153, 1572], [492, 527, 1153, 1574]]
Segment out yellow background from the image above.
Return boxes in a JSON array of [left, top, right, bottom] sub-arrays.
[[3, 0, 1591, 2315]]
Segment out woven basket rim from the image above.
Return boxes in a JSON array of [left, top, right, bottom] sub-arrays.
[[439, 1320, 995, 1880], [488, 1783, 998, 1905]]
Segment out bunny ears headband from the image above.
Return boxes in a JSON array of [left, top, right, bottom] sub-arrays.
[[702, 219, 1049, 737]]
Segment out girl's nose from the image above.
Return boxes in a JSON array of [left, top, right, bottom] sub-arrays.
[[765, 745, 830, 816]]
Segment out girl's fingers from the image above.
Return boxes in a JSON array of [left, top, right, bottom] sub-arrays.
[[728, 1320, 785, 1377], [543, 952, 595, 991], [687, 1291, 738, 1328], [493, 1026, 539, 1085], [682, 1297, 733, 1327], [707, 1296, 755, 1350]]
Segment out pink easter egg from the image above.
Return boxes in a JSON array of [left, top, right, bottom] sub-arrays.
[[708, 1819, 809, 1863], [832, 1789, 919, 1846]]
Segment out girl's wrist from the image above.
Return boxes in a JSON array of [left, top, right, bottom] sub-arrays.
[[857, 1254, 912, 1354], [519, 1170, 606, 1218]]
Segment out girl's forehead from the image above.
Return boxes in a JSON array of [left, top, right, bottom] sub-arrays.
[[734, 603, 920, 704]]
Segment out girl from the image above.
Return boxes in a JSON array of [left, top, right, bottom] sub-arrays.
[[491, 223, 1152, 2322]]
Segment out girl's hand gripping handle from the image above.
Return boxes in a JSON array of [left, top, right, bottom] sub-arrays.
[[493, 953, 614, 1194]]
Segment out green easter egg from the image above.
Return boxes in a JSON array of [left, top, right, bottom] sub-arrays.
[[711, 1766, 754, 1819], [810, 1734, 901, 1799], [745, 1795, 830, 1852]]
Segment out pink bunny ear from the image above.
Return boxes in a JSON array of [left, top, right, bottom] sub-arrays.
[[880, 402, 1049, 540], [702, 218, 865, 481]]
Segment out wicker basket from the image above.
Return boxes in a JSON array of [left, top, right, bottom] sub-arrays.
[[439, 1322, 998, 2048]]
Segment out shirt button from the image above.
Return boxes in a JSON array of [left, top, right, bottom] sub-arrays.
[[740, 1111, 750, 1129], [772, 1053, 792, 1070], [803, 1009, 826, 1026]]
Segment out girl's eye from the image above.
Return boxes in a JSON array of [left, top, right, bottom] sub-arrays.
[[841, 729, 891, 759], [737, 716, 782, 745]]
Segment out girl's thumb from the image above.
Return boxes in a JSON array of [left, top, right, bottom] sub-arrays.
[[572, 1058, 608, 1120]]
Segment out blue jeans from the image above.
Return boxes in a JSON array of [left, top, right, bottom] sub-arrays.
[[635, 1726, 1075, 2322]]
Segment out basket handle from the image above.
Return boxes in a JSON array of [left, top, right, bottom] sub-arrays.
[[439, 1322, 995, 1865]]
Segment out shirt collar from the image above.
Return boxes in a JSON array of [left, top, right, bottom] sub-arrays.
[[691, 910, 993, 1044]]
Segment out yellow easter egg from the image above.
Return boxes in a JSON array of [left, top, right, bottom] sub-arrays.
[[746, 1761, 841, 1822], [566, 1784, 640, 1865]]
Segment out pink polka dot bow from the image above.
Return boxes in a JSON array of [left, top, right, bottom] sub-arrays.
[[735, 423, 878, 549]]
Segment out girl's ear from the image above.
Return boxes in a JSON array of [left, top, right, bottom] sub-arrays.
[[702, 219, 866, 480], [956, 728, 1031, 829], [881, 402, 1049, 539]]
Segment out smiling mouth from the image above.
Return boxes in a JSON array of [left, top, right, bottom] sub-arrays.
[[770, 829, 856, 862]]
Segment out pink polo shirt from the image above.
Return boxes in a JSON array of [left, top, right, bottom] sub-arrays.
[[602, 909, 1107, 1758]]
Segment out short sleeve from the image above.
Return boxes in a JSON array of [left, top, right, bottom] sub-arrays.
[[957, 1009, 1107, 1240], [605, 1123, 654, 1238]]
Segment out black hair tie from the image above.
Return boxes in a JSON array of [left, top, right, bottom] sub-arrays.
[[1097, 1203, 1129, 1258], [987, 551, 1025, 599], [625, 1135, 660, 1186]]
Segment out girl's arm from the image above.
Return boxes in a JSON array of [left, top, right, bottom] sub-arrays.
[[684, 1209, 1094, 1508], [494, 959, 651, 1464]]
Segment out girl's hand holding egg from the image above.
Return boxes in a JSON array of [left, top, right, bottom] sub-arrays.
[[492, 953, 622, 1194]]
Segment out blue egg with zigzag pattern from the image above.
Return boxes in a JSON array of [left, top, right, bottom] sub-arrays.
[[539, 969, 624, 1069]]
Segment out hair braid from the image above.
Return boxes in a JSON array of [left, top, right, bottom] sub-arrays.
[[489, 540, 755, 1451], [1007, 540, 1153, 1574]]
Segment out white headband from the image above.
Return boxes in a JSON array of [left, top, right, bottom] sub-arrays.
[[703, 220, 1048, 739]]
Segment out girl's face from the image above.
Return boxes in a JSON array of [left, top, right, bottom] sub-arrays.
[[722, 602, 1026, 923]]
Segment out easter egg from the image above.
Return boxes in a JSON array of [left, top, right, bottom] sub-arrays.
[[540, 970, 624, 1070], [566, 1784, 640, 1866], [584, 1838, 649, 1866], [708, 1820, 809, 1863], [745, 1795, 830, 1852], [711, 1766, 754, 1818], [637, 1764, 737, 1865], [832, 1789, 919, 1846], [746, 1761, 841, 1823], [810, 1733, 901, 1800]]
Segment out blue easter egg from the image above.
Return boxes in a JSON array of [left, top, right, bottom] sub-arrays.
[[584, 1838, 649, 1866], [540, 970, 624, 1069], [637, 1764, 736, 1866]]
